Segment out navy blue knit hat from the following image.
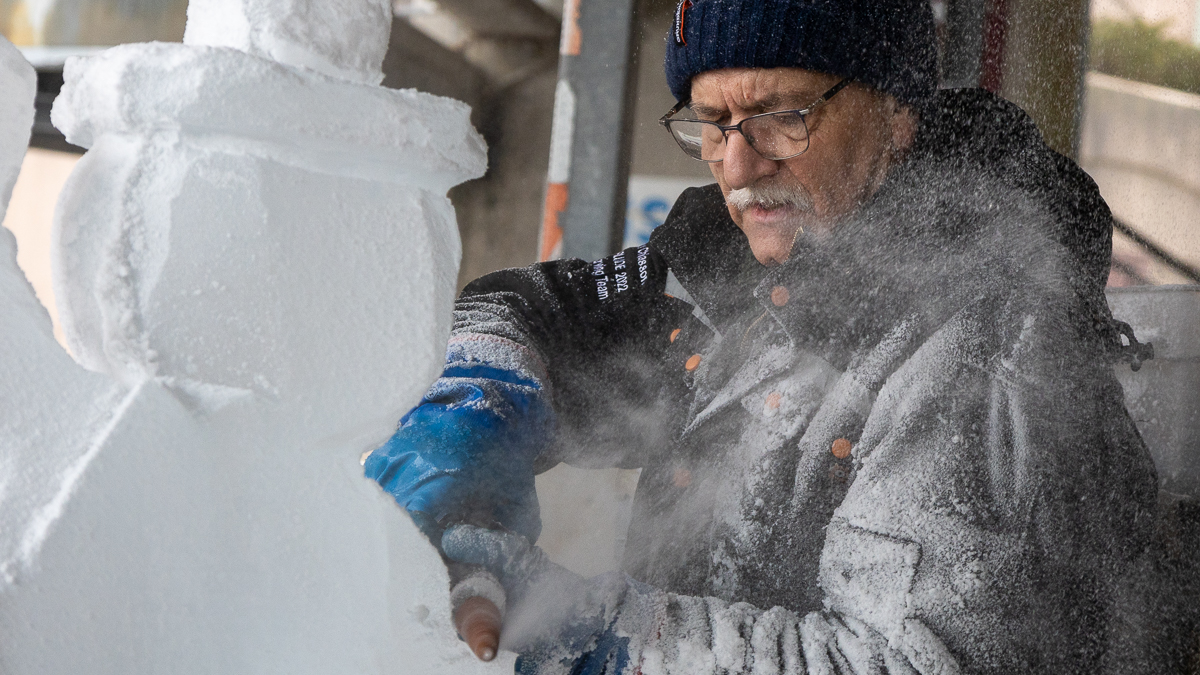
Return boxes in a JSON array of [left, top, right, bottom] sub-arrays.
[[664, 0, 939, 105]]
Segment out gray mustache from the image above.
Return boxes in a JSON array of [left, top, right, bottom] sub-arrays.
[[727, 183, 815, 212]]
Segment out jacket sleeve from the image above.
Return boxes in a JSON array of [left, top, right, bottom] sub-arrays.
[[619, 589, 941, 675], [440, 525, 941, 675], [450, 243, 702, 470]]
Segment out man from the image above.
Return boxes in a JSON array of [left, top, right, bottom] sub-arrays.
[[367, 0, 1159, 672]]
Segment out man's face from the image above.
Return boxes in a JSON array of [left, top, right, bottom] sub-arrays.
[[688, 67, 918, 265]]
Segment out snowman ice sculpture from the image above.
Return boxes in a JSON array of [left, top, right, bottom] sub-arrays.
[[0, 0, 497, 671]]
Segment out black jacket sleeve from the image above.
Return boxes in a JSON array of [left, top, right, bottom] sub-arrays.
[[451, 185, 764, 470], [453, 243, 699, 470]]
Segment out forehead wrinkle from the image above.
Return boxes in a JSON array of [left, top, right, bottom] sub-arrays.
[[694, 70, 832, 116]]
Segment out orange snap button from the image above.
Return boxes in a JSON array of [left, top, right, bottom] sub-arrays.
[[765, 391, 782, 410], [770, 285, 790, 307], [685, 354, 702, 371], [831, 438, 852, 459], [670, 328, 682, 343], [673, 468, 692, 488]]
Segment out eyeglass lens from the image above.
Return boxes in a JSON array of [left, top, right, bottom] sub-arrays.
[[667, 111, 811, 162]]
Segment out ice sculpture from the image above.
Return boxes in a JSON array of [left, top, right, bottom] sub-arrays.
[[183, 0, 393, 84], [0, 0, 496, 670]]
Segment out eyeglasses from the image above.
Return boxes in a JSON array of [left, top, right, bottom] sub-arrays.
[[659, 78, 851, 163]]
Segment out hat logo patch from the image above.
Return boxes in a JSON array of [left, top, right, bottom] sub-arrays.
[[674, 0, 693, 45]]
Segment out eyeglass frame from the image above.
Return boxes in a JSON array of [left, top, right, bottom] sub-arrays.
[[658, 78, 853, 163]]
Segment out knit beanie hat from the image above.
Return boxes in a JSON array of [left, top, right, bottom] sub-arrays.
[[664, 0, 939, 105]]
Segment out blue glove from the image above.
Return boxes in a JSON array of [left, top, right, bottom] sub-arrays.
[[441, 525, 655, 675], [364, 363, 553, 543]]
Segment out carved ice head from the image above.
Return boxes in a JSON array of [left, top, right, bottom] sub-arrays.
[[183, 0, 394, 85]]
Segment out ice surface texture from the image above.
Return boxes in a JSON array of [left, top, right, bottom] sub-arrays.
[[0, 17, 498, 674], [0, 36, 126, 592], [49, 41, 486, 427], [184, 0, 393, 84], [52, 42, 485, 191], [0, 37, 34, 219]]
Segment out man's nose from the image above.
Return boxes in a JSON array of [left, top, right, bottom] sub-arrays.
[[721, 130, 778, 189]]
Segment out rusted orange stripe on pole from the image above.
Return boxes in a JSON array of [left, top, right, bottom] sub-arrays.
[[561, 0, 582, 55], [540, 182, 568, 261]]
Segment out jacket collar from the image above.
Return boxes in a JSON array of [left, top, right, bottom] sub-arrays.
[[648, 182, 766, 331]]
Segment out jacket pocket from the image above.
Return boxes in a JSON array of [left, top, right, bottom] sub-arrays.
[[819, 518, 921, 633]]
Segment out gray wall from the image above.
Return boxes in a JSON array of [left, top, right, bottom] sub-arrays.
[[381, 17, 557, 289], [1080, 72, 1200, 284], [628, 0, 713, 181]]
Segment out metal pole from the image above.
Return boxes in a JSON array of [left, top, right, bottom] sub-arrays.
[[538, 0, 641, 262]]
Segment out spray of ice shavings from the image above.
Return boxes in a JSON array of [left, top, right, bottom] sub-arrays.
[[805, 161, 1140, 671], [592, 315, 849, 612], [441, 525, 604, 657]]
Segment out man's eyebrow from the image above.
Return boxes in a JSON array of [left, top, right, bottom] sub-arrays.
[[688, 103, 726, 119]]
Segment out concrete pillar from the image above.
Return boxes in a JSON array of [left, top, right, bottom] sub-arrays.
[[998, 0, 1090, 158]]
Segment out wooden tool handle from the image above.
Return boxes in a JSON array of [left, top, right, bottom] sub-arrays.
[[453, 595, 503, 661]]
